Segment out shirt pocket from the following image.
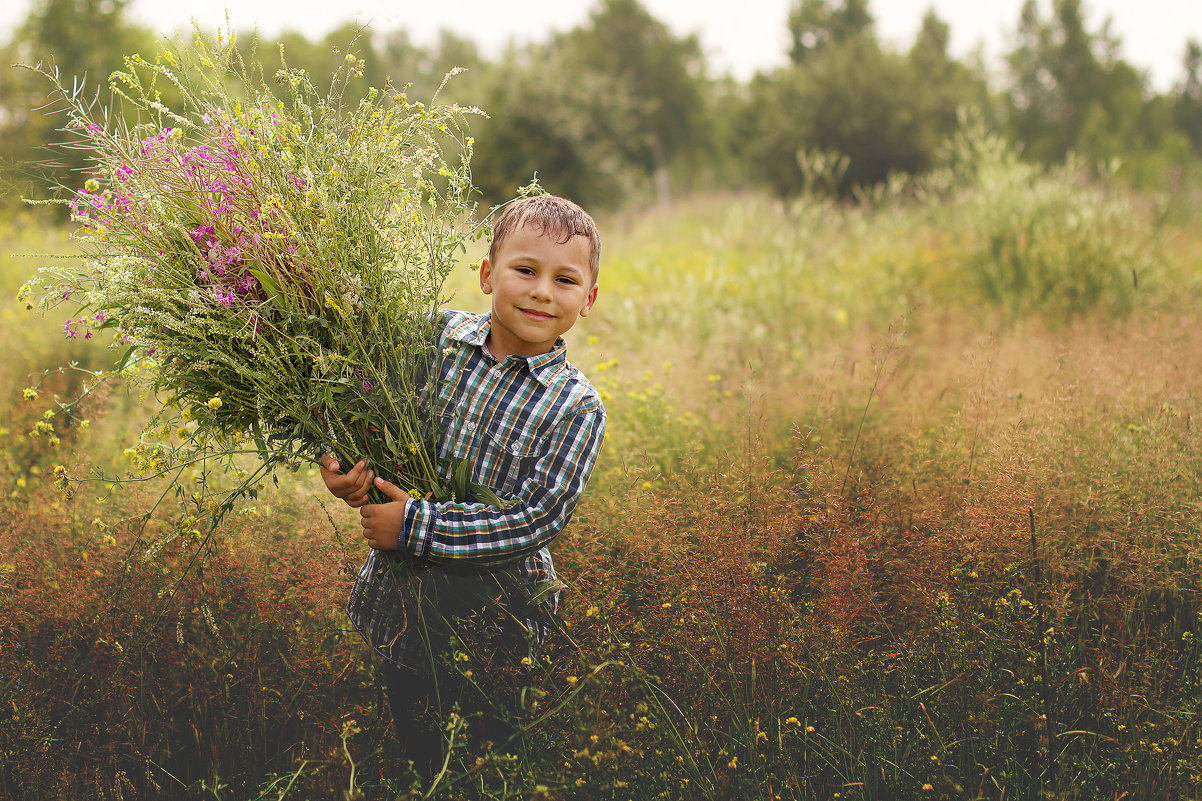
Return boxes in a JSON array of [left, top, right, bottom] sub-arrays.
[[478, 417, 550, 494]]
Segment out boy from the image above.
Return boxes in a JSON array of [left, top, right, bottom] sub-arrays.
[[319, 195, 605, 778]]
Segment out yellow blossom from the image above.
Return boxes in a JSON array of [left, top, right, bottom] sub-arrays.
[[207, 396, 223, 410]]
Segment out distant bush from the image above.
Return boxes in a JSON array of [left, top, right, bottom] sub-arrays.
[[931, 120, 1165, 319]]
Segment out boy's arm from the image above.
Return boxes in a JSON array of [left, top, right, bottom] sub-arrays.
[[397, 409, 605, 563]]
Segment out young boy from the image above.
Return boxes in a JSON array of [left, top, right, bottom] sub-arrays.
[[318, 194, 605, 778]]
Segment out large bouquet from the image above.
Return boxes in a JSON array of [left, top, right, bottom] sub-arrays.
[[22, 29, 501, 519]]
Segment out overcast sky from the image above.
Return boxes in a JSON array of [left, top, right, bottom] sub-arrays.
[[3, 0, 1200, 91]]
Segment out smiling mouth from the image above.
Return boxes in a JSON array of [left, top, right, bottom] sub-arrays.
[[519, 308, 554, 320]]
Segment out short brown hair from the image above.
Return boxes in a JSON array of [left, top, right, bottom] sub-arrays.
[[488, 195, 601, 282]]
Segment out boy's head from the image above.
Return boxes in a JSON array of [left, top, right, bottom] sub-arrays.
[[488, 195, 601, 284], [479, 195, 600, 359]]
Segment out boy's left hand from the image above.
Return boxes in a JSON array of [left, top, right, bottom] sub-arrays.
[[358, 477, 412, 551]]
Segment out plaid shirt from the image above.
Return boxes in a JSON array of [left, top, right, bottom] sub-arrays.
[[347, 309, 606, 667]]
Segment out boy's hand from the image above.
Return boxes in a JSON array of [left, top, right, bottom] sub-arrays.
[[359, 477, 412, 551], [318, 454, 374, 508]]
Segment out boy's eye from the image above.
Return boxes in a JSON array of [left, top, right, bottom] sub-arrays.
[[557, 276, 578, 285], [515, 266, 534, 275]]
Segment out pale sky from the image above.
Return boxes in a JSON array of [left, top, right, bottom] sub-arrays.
[[3, 0, 1200, 91]]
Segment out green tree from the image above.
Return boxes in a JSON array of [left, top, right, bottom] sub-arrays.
[[1004, 0, 1141, 163], [909, 9, 993, 146], [745, 8, 986, 200], [558, 0, 708, 203], [746, 40, 932, 197], [467, 43, 647, 210], [1174, 39, 1202, 154], [786, 0, 874, 64], [0, 0, 152, 205]]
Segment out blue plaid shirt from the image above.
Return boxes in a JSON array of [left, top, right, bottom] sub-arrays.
[[347, 309, 606, 667]]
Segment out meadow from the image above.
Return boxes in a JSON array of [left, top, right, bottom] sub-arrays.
[[2, 127, 1202, 800]]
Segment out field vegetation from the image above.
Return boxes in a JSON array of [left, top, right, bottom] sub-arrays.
[[3, 121, 1202, 800]]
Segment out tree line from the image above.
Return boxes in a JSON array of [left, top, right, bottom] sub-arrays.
[[3, 0, 1201, 213]]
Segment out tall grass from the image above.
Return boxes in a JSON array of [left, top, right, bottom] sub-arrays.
[[3, 128, 1202, 799]]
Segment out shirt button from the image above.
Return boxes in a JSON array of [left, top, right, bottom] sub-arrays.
[[509, 442, 521, 454], [466, 421, 476, 432]]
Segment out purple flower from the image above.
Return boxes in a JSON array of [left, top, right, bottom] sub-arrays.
[[362, 381, 373, 393]]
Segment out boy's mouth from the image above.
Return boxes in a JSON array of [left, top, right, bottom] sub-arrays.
[[519, 308, 554, 321]]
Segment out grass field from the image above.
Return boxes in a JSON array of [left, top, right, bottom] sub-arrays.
[[3, 136, 1202, 799]]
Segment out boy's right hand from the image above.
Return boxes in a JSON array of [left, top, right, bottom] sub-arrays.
[[318, 454, 374, 508]]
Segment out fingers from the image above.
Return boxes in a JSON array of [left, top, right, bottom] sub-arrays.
[[319, 456, 374, 506], [373, 476, 408, 502]]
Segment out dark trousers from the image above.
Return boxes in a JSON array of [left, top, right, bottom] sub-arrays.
[[377, 607, 528, 782], [381, 658, 444, 781]]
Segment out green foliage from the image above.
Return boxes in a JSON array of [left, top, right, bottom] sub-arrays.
[[786, 0, 874, 64], [558, 0, 710, 202], [0, 0, 156, 208], [1174, 40, 1202, 155], [6, 0, 1202, 210], [932, 119, 1164, 318], [744, 34, 985, 197], [467, 43, 648, 209], [1002, 0, 1190, 179]]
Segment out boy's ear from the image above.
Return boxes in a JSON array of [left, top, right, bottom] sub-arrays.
[[579, 283, 599, 317], [479, 257, 493, 294]]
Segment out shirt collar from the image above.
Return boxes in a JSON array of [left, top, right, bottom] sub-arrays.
[[449, 311, 568, 386]]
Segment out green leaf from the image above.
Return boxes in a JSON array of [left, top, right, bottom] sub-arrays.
[[114, 345, 137, 371], [248, 268, 281, 300], [250, 418, 268, 458]]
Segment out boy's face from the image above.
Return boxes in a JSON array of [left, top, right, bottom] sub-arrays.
[[479, 222, 597, 360]]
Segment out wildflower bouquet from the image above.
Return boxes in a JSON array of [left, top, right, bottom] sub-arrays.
[[21, 28, 499, 518]]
